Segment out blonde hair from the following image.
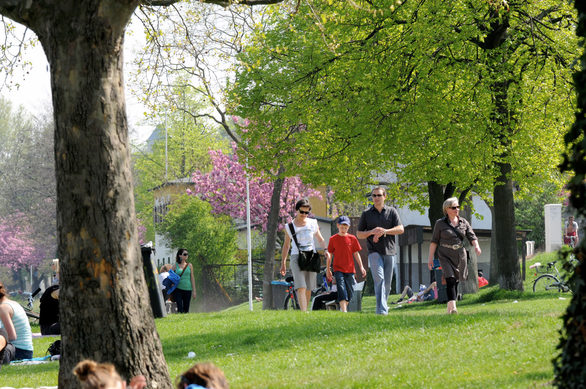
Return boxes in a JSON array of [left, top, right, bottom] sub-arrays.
[[160, 264, 172, 273], [73, 360, 122, 389], [442, 197, 459, 215], [177, 362, 229, 389]]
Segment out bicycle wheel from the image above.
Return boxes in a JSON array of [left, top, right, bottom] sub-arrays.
[[533, 274, 562, 293], [26, 310, 40, 324], [283, 294, 299, 310]]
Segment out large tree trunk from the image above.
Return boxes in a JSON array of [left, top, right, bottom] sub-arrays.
[[9, 1, 172, 387], [427, 181, 445, 228], [426, 181, 456, 227], [262, 174, 284, 309], [489, 78, 523, 291]]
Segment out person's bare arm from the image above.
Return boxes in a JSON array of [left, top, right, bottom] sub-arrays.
[[0, 305, 16, 340], [428, 242, 438, 270], [190, 264, 197, 300], [280, 234, 291, 276], [354, 252, 366, 278]]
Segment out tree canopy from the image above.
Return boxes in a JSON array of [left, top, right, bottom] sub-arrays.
[[228, 0, 576, 290], [229, 0, 575, 204]]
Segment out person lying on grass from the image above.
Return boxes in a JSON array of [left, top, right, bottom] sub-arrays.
[[392, 282, 437, 305]]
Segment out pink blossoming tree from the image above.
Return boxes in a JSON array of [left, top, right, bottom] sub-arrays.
[[0, 213, 44, 270], [189, 143, 322, 231], [189, 143, 322, 308]]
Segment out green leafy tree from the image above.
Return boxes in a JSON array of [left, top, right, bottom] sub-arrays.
[[515, 181, 565, 250], [157, 194, 238, 269], [157, 193, 238, 311], [229, 0, 576, 291]]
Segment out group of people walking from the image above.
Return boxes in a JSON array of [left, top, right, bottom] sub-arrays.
[[280, 187, 482, 315]]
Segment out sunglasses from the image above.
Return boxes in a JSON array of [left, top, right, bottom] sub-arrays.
[[182, 253, 189, 256], [299, 210, 310, 215], [449, 206, 460, 210], [372, 194, 384, 197]]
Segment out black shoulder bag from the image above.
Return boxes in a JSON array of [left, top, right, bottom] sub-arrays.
[[288, 222, 321, 272]]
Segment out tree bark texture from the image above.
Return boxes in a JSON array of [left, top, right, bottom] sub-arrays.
[[0, 1, 172, 387], [426, 181, 445, 229], [262, 174, 284, 310], [490, 79, 523, 291]]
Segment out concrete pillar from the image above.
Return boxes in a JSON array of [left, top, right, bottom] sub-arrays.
[[526, 241, 535, 257], [545, 204, 562, 252]]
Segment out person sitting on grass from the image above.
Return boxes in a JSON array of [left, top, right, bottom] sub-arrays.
[[74, 359, 146, 389], [176, 362, 229, 389], [312, 277, 338, 310], [0, 281, 33, 364], [392, 282, 437, 305], [326, 216, 367, 313]]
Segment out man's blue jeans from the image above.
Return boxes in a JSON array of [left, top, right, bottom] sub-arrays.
[[368, 252, 396, 315]]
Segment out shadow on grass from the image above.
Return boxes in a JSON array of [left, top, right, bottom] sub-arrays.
[[159, 295, 558, 363], [2, 360, 59, 380]]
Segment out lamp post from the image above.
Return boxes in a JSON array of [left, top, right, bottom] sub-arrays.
[[245, 159, 253, 311]]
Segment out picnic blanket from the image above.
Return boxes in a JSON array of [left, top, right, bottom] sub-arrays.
[[9, 356, 54, 365]]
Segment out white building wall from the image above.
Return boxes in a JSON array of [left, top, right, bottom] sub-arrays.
[[544, 204, 563, 252], [154, 233, 175, 268]]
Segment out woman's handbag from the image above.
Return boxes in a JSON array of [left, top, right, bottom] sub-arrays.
[[288, 223, 321, 272], [298, 250, 321, 272]]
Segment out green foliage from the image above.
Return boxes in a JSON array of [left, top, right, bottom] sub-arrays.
[[515, 181, 565, 249], [157, 194, 238, 270], [229, 0, 576, 209], [555, 0, 586, 385]]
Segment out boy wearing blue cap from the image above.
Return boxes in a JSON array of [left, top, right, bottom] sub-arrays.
[[326, 216, 367, 312]]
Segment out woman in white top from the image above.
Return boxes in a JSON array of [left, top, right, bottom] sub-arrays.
[[280, 198, 331, 311], [0, 281, 33, 363]]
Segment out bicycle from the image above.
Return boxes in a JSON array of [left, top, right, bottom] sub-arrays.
[[21, 287, 41, 322], [281, 271, 330, 310], [282, 276, 299, 310], [531, 261, 573, 293]]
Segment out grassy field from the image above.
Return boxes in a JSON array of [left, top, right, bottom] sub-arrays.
[[1, 252, 572, 388]]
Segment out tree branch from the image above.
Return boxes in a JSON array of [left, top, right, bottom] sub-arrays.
[[142, 0, 284, 6]]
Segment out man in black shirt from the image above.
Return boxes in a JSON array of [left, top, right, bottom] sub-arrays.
[[357, 186, 404, 315]]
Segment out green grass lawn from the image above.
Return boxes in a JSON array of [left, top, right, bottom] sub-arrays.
[[1, 252, 572, 388]]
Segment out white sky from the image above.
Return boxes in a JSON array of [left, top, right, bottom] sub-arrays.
[[2, 22, 153, 145]]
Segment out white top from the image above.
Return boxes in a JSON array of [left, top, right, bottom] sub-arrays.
[[159, 272, 169, 291], [286, 218, 319, 255], [0, 300, 33, 351]]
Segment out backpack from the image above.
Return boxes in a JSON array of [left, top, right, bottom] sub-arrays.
[[47, 340, 61, 357], [162, 269, 181, 294]]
